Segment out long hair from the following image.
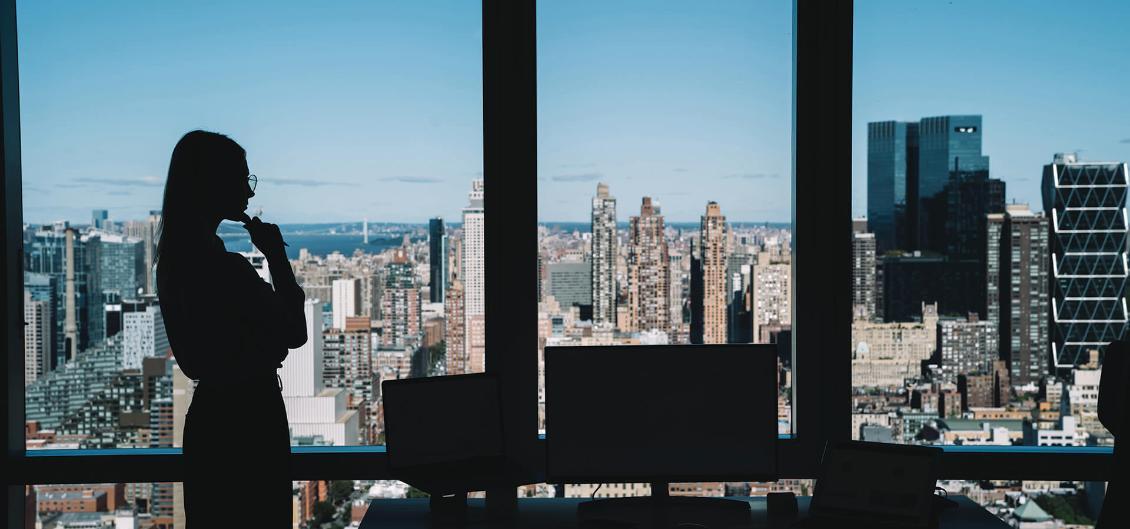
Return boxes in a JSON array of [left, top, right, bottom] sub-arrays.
[[156, 130, 246, 265]]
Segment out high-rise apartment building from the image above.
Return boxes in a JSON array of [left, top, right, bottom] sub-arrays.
[[627, 197, 669, 334], [323, 316, 375, 443], [445, 278, 466, 375], [462, 179, 485, 369], [1042, 153, 1130, 368], [852, 224, 877, 321], [331, 278, 361, 331], [936, 314, 998, 385], [24, 290, 52, 385], [689, 241, 704, 343], [381, 250, 421, 349], [699, 202, 728, 344], [591, 183, 618, 329], [428, 217, 446, 303], [752, 250, 791, 341], [121, 297, 169, 370], [987, 204, 1050, 385]]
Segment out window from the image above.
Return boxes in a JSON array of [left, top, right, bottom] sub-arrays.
[[536, 0, 795, 441], [851, 0, 1128, 452], [19, 0, 483, 450], [7, 3, 1115, 523]]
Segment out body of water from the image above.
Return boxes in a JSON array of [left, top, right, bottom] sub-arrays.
[[220, 234, 410, 257]]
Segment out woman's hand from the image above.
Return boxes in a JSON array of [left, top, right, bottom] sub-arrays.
[[244, 216, 288, 259]]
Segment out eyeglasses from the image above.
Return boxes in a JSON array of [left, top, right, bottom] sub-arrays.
[[248, 174, 258, 192]]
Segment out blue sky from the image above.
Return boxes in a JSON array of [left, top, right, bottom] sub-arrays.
[[853, 0, 1130, 217], [17, 1, 1130, 225], [18, 0, 483, 224]]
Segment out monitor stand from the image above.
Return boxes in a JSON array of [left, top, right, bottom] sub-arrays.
[[577, 481, 751, 527]]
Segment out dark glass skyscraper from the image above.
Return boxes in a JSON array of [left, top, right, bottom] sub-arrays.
[[868, 115, 1002, 320], [917, 115, 990, 254], [867, 121, 917, 253], [1042, 153, 1130, 369], [428, 217, 446, 303]]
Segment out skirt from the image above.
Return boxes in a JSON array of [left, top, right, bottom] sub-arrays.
[[183, 376, 292, 528]]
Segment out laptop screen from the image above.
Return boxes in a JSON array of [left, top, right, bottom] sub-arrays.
[[382, 374, 504, 469], [811, 442, 939, 524]]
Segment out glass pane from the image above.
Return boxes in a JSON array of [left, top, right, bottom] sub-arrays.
[[20, 1, 483, 449], [536, 0, 794, 491], [25, 480, 403, 528], [851, 0, 1130, 447]]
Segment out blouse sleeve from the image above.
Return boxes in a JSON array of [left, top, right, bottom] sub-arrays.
[[230, 253, 308, 361]]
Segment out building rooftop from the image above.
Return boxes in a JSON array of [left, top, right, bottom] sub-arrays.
[[1013, 500, 1052, 522]]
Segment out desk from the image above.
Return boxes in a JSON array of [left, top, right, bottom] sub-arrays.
[[359, 496, 1009, 528]]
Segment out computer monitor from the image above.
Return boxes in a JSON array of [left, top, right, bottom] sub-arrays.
[[545, 343, 778, 487], [382, 374, 505, 485]]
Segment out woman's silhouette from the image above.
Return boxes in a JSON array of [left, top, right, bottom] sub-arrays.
[[1099, 340, 1130, 528], [156, 131, 306, 527]]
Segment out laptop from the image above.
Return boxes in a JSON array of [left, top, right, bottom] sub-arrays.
[[795, 441, 944, 529], [382, 373, 519, 495]]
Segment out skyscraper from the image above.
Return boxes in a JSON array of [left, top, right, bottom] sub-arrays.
[[699, 201, 728, 344], [85, 232, 145, 342], [1042, 152, 1130, 369], [591, 183, 617, 329], [868, 115, 1002, 320], [462, 179, 485, 371], [851, 225, 877, 321], [627, 197, 669, 334], [121, 297, 169, 370], [987, 204, 1050, 385], [331, 278, 361, 331], [867, 121, 917, 253], [689, 240, 704, 343], [24, 290, 52, 385], [917, 115, 991, 254], [428, 217, 446, 303], [445, 278, 466, 375], [282, 300, 325, 398], [323, 316, 375, 443], [868, 115, 993, 255], [122, 211, 161, 295], [91, 209, 109, 230], [752, 250, 791, 341], [381, 249, 421, 349]]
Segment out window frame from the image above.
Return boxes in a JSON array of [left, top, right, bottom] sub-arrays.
[[0, 2, 1114, 526]]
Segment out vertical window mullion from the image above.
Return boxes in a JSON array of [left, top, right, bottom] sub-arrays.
[[482, 0, 540, 479]]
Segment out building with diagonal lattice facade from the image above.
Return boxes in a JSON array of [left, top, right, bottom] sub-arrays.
[[1042, 152, 1130, 369]]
